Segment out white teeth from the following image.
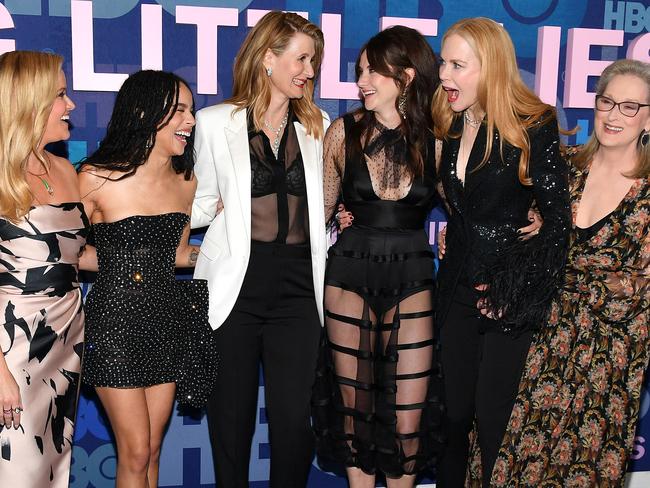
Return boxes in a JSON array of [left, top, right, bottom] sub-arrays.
[[605, 124, 622, 132], [175, 130, 191, 138], [61, 115, 69, 121], [292, 78, 305, 86], [362, 90, 376, 96]]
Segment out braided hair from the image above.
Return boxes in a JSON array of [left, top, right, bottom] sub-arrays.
[[82, 70, 194, 180]]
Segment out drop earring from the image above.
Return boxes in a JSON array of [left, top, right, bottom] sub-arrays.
[[266, 67, 273, 77], [642, 131, 649, 147], [398, 88, 407, 120]]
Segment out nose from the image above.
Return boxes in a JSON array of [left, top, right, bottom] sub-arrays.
[[66, 94, 76, 111], [357, 70, 368, 88], [304, 61, 314, 79], [439, 63, 450, 82], [186, 111, 196, 127]]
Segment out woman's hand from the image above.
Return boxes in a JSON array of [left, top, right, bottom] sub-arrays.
[[437, 226, 447, 259], [336, 204, 354, 231], [518, 208, 543, 240], [0, 367, 23, 429], [475, 284, 504, 320]]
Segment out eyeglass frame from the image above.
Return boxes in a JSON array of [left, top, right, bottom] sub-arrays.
[[595, 95, 650, 118]]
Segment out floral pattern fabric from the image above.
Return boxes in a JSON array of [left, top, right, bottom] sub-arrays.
[[467, 156, 650, 487]]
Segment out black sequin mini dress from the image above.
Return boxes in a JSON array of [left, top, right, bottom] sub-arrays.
[[83, 213, 189, 387]]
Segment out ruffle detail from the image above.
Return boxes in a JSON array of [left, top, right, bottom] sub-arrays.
[[474, 233, 568, 335]]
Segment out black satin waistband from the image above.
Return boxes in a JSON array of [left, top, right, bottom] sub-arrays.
[[346, 201, 427, 230], [251, 240, 311, 259]]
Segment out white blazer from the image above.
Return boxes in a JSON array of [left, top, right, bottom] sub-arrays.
[[191, 104, 330, 330]]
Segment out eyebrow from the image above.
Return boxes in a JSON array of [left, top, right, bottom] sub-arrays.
[[602, 93, 644, 104], [177, 102, 191, 109]]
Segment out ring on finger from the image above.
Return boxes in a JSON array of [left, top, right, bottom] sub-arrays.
[[13, 407, 22, 414], [2, 409, 11, 413]]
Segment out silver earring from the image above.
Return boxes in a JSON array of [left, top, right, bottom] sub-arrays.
[[398, 89, 407, 119], [266, 67, 272, 77], [642, 131, 649, 147]]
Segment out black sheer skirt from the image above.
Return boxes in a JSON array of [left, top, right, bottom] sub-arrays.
[[313, 225, 444, 477]]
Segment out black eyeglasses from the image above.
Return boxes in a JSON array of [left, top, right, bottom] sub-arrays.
[[595, 95, 650, 117]]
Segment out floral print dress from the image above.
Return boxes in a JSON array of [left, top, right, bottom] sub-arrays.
[[466, 158, 650, 487]]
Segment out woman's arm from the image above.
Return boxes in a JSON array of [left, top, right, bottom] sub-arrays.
[[323, 117, 346, 225], [77, 168, 101, 272], [191, 110, 221, 230], [478, 116, 572, 332]]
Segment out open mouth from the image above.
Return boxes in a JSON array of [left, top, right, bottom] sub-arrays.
[[174, 130, 191, 143], [292, 78, 306, 88], [61, 115, 70, 122], [361, 89, 376, 98], [443, 86, 459, 103], [603, 124, 623, 134]]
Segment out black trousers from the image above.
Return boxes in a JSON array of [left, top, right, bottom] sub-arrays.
[[206, 241, 321, 488], [437, 284, 533, 488]]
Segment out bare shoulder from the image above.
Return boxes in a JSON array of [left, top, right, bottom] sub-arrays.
[[49, 152, 77, 177], [77, 164, 114, 195], [177, 171, 198, 196]]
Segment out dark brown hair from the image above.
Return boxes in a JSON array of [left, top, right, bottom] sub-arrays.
[[349, 26, 439, 178]]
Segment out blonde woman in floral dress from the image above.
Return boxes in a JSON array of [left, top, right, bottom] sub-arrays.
[[469, 59, 650, 487]]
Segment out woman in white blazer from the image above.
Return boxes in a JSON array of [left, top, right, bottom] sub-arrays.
[[190, 12, 329, 488]]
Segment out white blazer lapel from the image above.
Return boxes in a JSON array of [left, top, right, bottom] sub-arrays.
[[294, 121, 325, 253], [225, 110, 252, 240]]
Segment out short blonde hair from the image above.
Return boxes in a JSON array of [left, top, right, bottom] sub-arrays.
[[573, 59, 650, 178], [432, 17, 556, 185], [0, 50, 63, 221], [227, 11, 325, 139]]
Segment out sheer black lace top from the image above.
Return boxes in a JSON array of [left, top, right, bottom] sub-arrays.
[[323, 113, 437, 230], [248, 109, 308, 244]]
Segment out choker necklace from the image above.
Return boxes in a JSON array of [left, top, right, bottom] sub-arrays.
[[464, 110, 482, 128], [263, 111, 289, 159]]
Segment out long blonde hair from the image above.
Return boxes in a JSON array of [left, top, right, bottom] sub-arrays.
[[0, 50, 63, 221], [227, 11, 324, 139], [432, 17, 556, 185], [573, 59, 650, 179]]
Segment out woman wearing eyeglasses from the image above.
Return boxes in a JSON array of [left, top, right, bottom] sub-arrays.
[[473, 58, 650, 486]]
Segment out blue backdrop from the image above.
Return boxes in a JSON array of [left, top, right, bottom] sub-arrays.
[[1, 1, 649, 486]]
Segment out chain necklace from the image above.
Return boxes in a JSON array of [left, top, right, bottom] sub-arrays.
[[263, 111, 289, 159], [464, 110, 482, 128], [28, 154, 55, 196]]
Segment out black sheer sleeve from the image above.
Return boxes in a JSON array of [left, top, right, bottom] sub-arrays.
[[478, 116, 572, 334]]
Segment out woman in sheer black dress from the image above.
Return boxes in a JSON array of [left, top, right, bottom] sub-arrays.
[[313, 26, 444, 488]]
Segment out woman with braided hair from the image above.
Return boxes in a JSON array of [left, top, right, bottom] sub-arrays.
[[78, 70, 212, 488]]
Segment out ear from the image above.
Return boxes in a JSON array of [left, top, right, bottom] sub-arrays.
[[263, 48, 275, 71], [404, 67, 416, 87]]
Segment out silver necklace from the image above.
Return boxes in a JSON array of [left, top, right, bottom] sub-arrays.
[[464, 110, 482, 128], [263, 111, 289, 159]]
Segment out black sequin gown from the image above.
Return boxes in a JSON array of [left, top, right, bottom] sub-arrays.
[[313, 114, 445, 477], [83, 212, 190, 387]]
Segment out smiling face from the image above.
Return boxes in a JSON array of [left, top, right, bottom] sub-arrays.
[[264, 32, 316, 103], [41, 70, 75, 147], [150, 82, 195, 159], [439, 33, 482, 114], [356, 50, 402, 121], [594, 73, 650, 152]]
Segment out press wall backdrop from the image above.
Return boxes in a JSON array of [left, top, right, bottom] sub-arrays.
[[1, 0, 649, 486]]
